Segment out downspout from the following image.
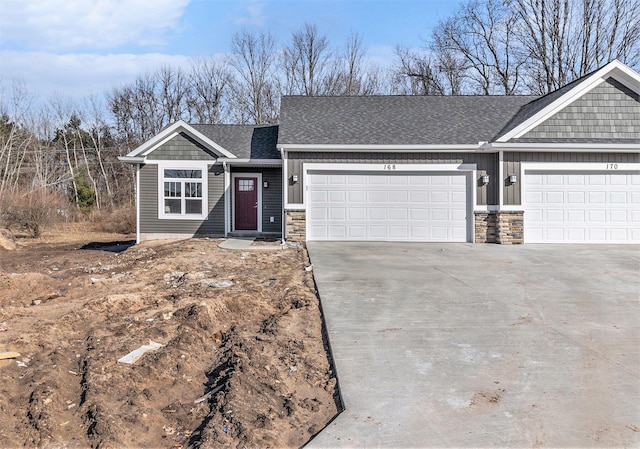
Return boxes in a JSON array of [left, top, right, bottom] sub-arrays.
[[136, 164, 141, 244], [281, 148, 287, 244]]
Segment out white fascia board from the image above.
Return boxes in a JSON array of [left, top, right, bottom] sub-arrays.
[[278, 144, 482, 152], [118, 156, 145, 163], [490, 142, 640, 152], [521, 162, 640, 171], [127, 120, 237, 159], [497, 60, 640, 143], [217, 158, 282, 165]]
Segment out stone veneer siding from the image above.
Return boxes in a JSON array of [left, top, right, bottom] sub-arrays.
[[286, 211, 306, 241], [495, 211, 524, 244], [474, 212, 497, 243], [289, 210, 524, 244], [475, 211, 524, 244]]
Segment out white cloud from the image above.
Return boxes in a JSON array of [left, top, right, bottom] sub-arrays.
[[233, 1, 267, 27], [0, 0, 191, 51], [0, 51, 194, 100]]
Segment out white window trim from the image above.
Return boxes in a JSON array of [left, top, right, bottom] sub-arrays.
[[231, 172, 262, 232], [157, 161, 209, 220]]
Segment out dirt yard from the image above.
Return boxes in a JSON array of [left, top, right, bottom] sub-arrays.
[[0, 231, 340, 448]]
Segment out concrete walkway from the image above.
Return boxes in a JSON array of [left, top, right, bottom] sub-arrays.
[[306, 242, 640, 448]]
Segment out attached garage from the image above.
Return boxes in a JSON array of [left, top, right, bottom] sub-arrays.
[[306, 168, 473, 242], [523, 167, 640, 243]]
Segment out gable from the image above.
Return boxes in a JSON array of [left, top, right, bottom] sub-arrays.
[[517, 77, 640, 142], [146, 132, 219, 161]]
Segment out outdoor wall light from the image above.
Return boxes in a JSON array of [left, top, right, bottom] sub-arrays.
[[263, 181, 269, 188], [481, 174, 490, 185], [508, 174, 517, 184], [292, 174, 299, 183]]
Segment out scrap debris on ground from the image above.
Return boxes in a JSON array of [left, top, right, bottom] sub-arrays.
[[0, 234, 340, 448]]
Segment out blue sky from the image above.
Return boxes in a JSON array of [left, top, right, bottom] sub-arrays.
[[0, 0, 459, 102]]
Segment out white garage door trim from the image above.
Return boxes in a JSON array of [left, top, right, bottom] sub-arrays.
[[522, 162, 640, 244], [304, 163, 476, 242]]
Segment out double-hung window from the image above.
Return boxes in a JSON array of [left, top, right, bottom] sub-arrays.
[[159, 166, 207, 219]]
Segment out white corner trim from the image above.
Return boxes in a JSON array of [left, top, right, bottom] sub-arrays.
[[497, 60, 640, 142], [231, 172, 263, 232], [223, 162, 230, 237]]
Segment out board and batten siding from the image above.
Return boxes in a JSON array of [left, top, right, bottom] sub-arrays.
[[139, 164, 225, 235], [503, 152, 640, 205], [146, 132, 219, 161], [519, 78, 640, 141], [232, 167, 283, 233], [286, 152, 496, 206]]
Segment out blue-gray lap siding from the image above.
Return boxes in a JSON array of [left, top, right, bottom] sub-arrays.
[[139, 164, 225, 235], [231, 167, 282, 233], [286, 152, 497, 206]]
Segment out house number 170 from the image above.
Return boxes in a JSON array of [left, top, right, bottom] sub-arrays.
[[383, 164, 397, 170], [606, 163, 619, 170]]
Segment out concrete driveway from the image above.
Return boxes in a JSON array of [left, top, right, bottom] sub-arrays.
[[306, 242, 640, 448]]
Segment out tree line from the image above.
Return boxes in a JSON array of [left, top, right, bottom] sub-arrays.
[[1, 0, 638, 235]]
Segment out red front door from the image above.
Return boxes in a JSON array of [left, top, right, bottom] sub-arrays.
[[235, 177, 258, 230]]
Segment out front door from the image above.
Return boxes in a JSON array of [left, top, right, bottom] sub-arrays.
[[235, 177, 258, 230]]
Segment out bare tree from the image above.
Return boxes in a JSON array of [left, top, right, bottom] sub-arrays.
[[188, 57, 231, 123], [228, 30, 279, 124], [432, 0, 524, 94], [514, 0, 640, 93], [393, 47, 445, 95], [282, 23, 333, 96]]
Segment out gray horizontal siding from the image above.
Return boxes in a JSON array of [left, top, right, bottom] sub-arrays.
[[521, 78, 640, 141], [503, 152, 640, 205], [286, 152, 496, 206], [139, 164, 225, 235], [147, 132, 218, 160], [232, 167, 283, 233]]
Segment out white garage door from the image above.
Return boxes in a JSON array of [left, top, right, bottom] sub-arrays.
[[307, 172, 470, 242], [524, 171, 640, 243]]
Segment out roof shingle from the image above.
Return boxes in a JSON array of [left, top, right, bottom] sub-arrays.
[[278, 95, 539, 146], [191, 124, 279, 159]]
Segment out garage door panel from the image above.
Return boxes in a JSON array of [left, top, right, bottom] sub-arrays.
[[307, 171, 470, 242], [368, 191, 387, 202], [349, 208, 366, 220], [388, 191, 408, 202], [567, 192, 585, 203], [329, 191, 346, 202], [430, 191, 449, 202], [525, 170, 639, 243]]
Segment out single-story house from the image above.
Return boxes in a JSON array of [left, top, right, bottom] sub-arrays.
[[119, 60, 640, 244]]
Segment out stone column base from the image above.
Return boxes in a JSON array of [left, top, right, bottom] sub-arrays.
[[475, 211, 524, 244], [285, 210, 306, 241]]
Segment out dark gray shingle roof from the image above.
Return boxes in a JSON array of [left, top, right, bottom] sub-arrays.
[[278, 95, 539, 146], [191, 124, 279, 159]]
